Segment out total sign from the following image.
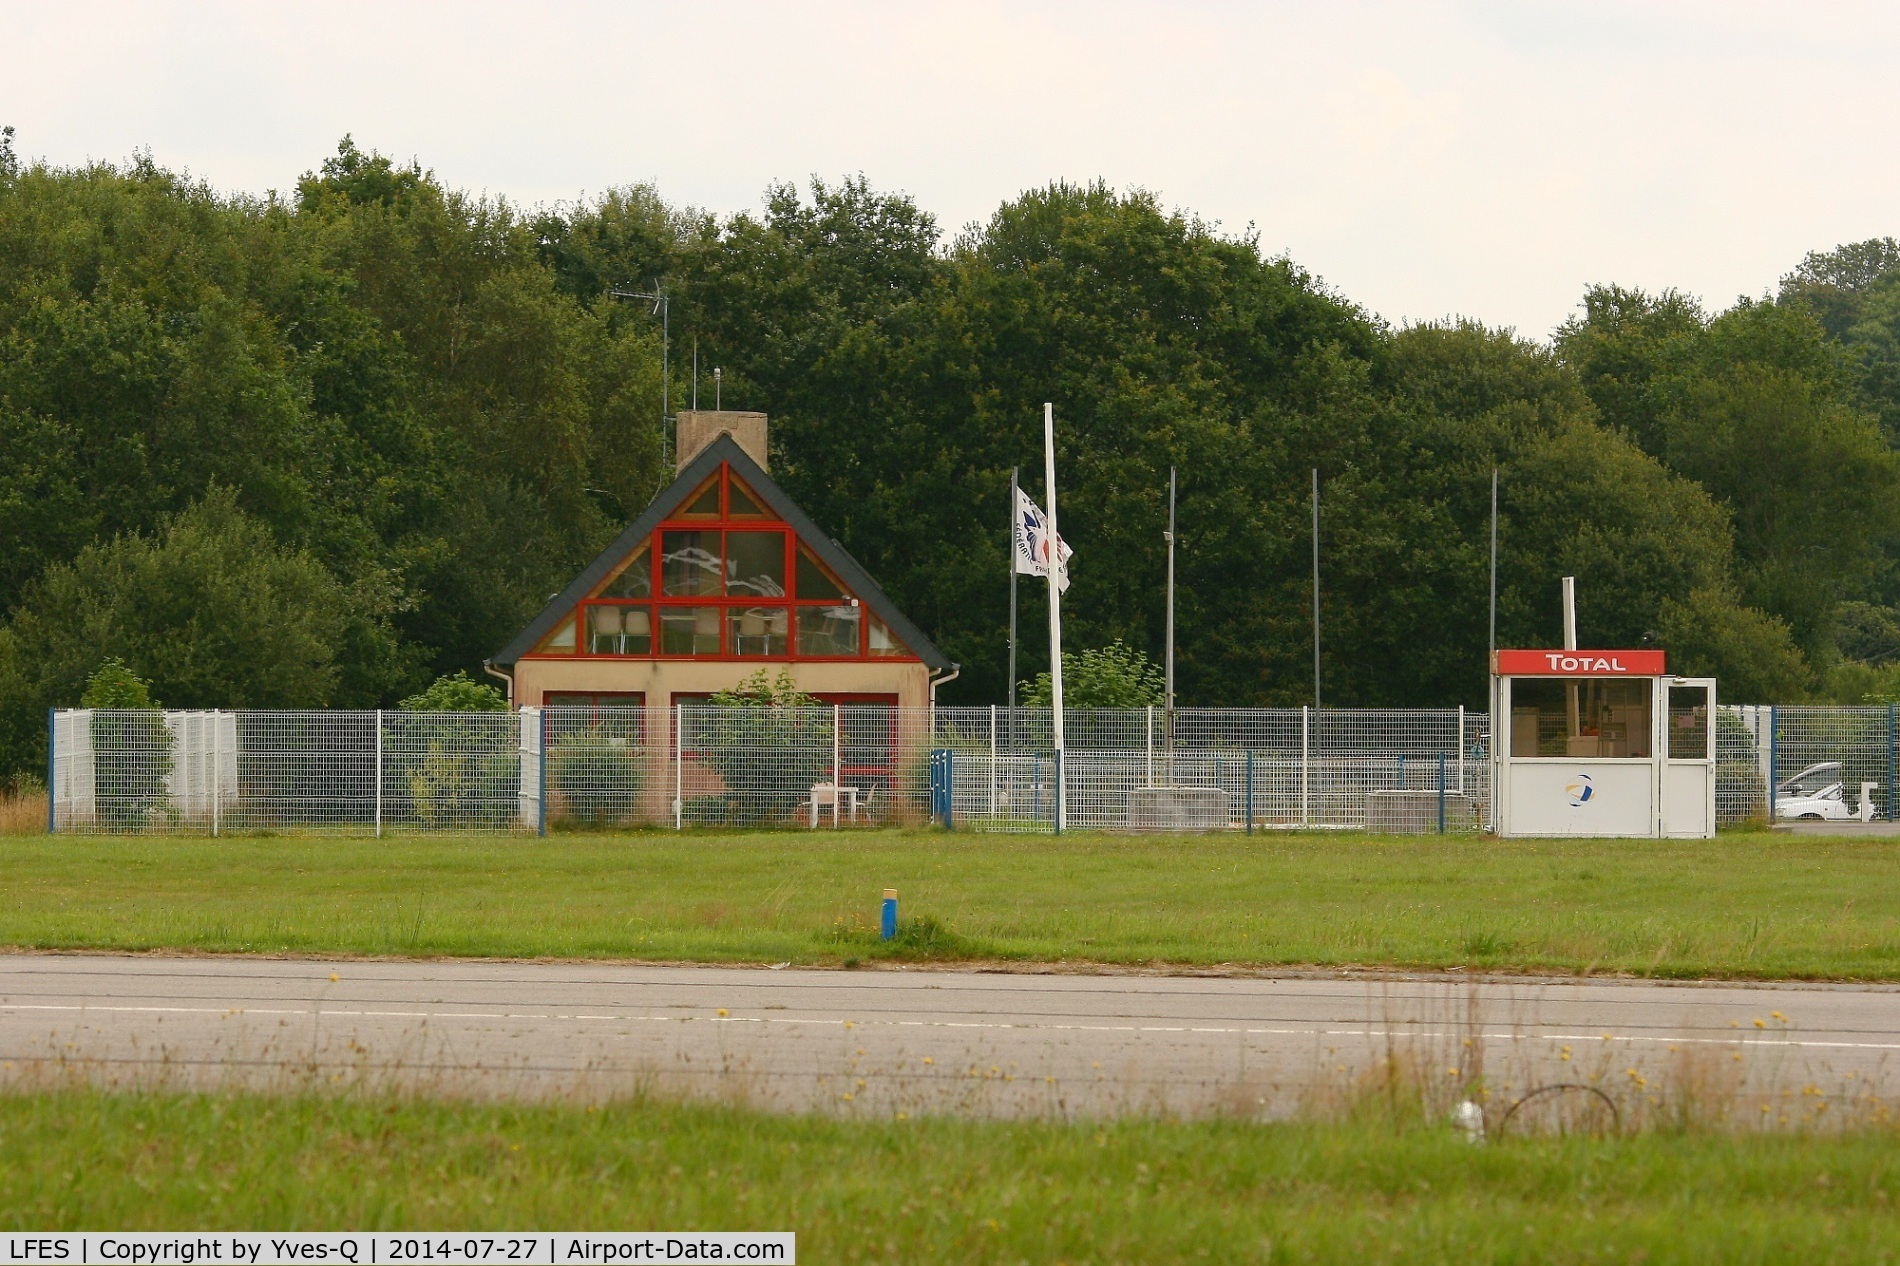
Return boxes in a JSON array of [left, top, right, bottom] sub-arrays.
[[1493, 649, 1666, 676]]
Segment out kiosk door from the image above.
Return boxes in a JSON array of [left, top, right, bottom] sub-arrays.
[[1661, 678, 1716, 837]]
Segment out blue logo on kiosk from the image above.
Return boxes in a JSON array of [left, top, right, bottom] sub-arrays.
[[1565, 774, 1595, 807]]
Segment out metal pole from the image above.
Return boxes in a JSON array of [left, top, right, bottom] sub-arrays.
[[1488, 467, 1498, 663], [211, 709, 221, 838], [1562, 576, 1579, 742], [1009, 467, 1019, 714], [1312, 468, 1321, 711], [1301, 705, 1311, 828], [1165, 466, 1176, 711], [833, 703, 842, 792], [1768, 705, 1777, 823], [1246, 749, 1255, 835], [1044, 403, 1066, 831], [1889, 703, 1895, 821], [538, 708, 549, 837], [989, 704, 998, 819], [1145, 706, 1154, 787], [1438, 752, 1447, 834], [374, 709, 383, 838], [1457, 704, 1466, 796], [674, 703, 684, 830]]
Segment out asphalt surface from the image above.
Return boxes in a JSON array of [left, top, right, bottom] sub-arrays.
[[3, 953, 1896, 1117]]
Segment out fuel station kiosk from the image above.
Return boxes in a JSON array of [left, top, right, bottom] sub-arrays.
[[1490, 649, 1716, 838]]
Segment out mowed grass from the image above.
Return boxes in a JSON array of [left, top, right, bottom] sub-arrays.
[[2, 1089, 1898, 1260], [2, 828, 1898, 978]]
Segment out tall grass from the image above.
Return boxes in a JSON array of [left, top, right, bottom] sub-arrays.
[[1, 1085, 1896, 1257], [0, 790, 46, 835]]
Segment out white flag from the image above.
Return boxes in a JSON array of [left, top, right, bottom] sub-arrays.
[[1014, 487, 1072, 592]]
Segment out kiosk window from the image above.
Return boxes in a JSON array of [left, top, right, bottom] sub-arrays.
[[1510, 678, 1652, 758], [1668, 685, 1709, 760]]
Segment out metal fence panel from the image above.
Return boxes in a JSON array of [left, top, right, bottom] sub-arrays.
[[57, 701, 1900, 836]]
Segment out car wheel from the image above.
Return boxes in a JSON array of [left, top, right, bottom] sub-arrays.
[[1800, 813, 1824, 820]]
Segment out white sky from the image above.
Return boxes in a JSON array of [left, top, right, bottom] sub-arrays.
[[7, 0, 1899, 337]]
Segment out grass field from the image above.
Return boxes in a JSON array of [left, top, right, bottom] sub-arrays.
[[0, 1087, 1893, 1260], [1, 828, 1897, 979]]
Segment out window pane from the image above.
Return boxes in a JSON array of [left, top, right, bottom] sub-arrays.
[[867, 614, 908, 657], [795, 544, 844, 600], [661, 606, 722, 655], [726, 531, 787, 598], [535, 612, 576, 653], [728, 606, 789, 656], [728, 476, 774, 519], [662, 531, 722, 595], [678, 476, 720, 518], [1668, 686, 1709, 759], [796, 605, 861, 656], [1509, 678, 1652, 757], [600, 544, 650, 598], [587, 605, 651, 655]]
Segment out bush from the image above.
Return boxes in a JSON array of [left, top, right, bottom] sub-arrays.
[[702, 670, 831, 826], [399, 672, 508, 712], [549, 728, 645, 826], [80, 660, 172, 831]]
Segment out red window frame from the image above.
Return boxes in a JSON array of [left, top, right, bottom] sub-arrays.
[[541, 463, 912, 664]]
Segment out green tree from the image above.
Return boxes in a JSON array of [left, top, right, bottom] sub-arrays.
[[1019, 642, 1164, 708], [80, 658, 157, 708], [398, 671, 507, 712]]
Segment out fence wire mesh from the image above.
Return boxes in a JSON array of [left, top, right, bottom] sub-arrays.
[[52, 702, 1889, 835]]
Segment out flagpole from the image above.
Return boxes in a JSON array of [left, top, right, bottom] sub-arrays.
[[1311, 467, 1321, 712], [1044, 403, 1066, 833], [1008, 467, 1019, 715], [1165, 466, 1176, 712]]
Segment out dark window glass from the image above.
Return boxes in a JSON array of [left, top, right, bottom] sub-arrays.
[[1668, 685, 1709, 759], [1509, 678, 1652, 758], [728, 606, 789, 655], [599, 545, 650, 598], [796, 605, 861, 656], [662, 531, 722, 596], [679, 476, 720, 518], [726, 531, 786, 598], [795, 544, 845, 600], [660, 606, 722, 655], [728, 477, 773, 519]]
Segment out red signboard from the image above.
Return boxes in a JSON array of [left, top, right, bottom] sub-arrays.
[[1493, 649, 1666, 676]]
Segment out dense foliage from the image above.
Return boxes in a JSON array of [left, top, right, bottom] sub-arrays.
[[4, 134, 1899, 778]]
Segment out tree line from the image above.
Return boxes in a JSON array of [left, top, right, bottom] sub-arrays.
[[4, 131, 1900, 780]]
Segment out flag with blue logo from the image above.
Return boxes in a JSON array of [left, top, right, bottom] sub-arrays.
[[1014, 487, 1072, 592]]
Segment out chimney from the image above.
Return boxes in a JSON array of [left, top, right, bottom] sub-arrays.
[[676, 411, 768, 473]]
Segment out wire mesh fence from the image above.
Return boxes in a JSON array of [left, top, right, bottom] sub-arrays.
[[46, 702, 1892, 835]]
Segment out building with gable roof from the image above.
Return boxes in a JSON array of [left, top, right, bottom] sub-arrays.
[[487, 411, 956, 723]]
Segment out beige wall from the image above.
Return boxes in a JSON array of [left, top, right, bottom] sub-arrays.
[[515, 658, 933, 825], [514, 657, 930, 712]]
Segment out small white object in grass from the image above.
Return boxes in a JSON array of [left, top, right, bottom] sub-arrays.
[[769, 962, 790, 970], [1452, 1099, 1485, 1143]]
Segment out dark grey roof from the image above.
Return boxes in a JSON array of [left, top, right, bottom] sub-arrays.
[[491, 434, 952, 671]]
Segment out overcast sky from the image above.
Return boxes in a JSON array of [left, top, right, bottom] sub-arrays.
[[6, 1, 1897, 337]]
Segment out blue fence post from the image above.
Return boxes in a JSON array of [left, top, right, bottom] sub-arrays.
[[1246, 750, 1255, 835], [45, 707, 56, 835], [1437, 751, 1447, 834], [1888, 703, 1895, 822], [538, 708, 549, 838], [881, 889, 898, 940]]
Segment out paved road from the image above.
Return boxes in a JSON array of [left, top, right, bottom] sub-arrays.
[[3, 953, 1896, 1117]]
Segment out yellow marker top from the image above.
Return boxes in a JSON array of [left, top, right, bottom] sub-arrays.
[[883, 889, 898, 900]]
